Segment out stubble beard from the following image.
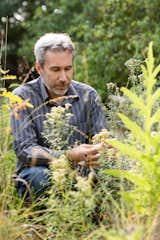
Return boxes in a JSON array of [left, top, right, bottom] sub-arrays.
[[43, 78, 70, 98], [50, 87, 68, 97]]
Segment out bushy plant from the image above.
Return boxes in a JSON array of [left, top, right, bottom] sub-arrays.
[[43, 102, 74, 151], [41, 101, 131, 239], [104, 42, 160, 238], [106, 58, 145, 138], [0, 66, 44, 240]]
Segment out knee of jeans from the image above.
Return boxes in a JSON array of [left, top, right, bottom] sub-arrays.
[[29, 166, 51, 187], [17, 166, 51, 196], [29, 166, 50, 179]]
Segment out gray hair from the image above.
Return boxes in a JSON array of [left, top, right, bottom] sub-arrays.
[[34, 33, 75, 67]]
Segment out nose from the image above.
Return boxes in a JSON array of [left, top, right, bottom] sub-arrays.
[[59, 70, 67, 82]]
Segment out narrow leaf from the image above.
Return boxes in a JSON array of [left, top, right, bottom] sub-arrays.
[[1, 75, 17, 80], [121, 87, 145, 113], [153, 64, 160, 78], [150, 88, 160, 107], [0, 67, 9, 74], [150, 108, 160, 125], [104, 169, 151, 191], [118, 113, 151, 145], [146, 42, 154, 74], [106, 139, 143, 160], [141, 65, 148, 85]]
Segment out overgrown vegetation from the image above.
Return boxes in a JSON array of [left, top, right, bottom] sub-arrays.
[[1, 42, 160, 239], [1, 1, 160, 100]]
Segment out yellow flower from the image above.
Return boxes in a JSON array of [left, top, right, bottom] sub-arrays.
[[92, 129, 110, 144], [1, 74, 17, 80], [51, 154, 68, 169], [53, 169, 68, 183], [76, 175, 92, 197], [1, 90, 33, 107], [65, 103, 72, 110]]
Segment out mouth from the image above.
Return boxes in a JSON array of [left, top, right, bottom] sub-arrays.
[[55, 85, 68, 90], [56, 87, 67, 91]]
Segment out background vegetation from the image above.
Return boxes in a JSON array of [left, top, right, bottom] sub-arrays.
[[1, 1, 160, 239], [1, 0, 160, 99]]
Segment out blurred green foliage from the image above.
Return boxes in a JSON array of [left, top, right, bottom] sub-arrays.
[[1, 0, 160, 99]]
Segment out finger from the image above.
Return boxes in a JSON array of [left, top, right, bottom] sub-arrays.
[[82, 153, 100, 167], [81, 144, 95, 149], [85, 148, 99, 155], [86, 160, 100, 168], [94, 143, 104, 150], [88, 153, 100, 161], [86, 143, 104, 154], [86, 154, 100, 166], [83, 152, 100, 162]]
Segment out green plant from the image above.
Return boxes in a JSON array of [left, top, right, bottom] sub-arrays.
[[42, 104, 130, 239], [104, 42, 160, 238], [0, 62, 41, 240], [43, 102, 74, 151], [5, 0, 160, 100], [106, 58, 145, 138]]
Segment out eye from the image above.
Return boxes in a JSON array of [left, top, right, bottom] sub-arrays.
[[50, 67, 60, 72], [65, 66, 72, 71]]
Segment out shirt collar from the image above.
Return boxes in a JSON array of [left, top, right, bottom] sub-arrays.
[[39, 77, 79, 106], [39, 77, 49, 102]]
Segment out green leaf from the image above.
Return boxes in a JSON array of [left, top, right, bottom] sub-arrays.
[[141, 65, 148, 84], [150, 108, 160, 125], [150, 88, 160, 107], [146, 41, 154, 74], [104, 169, 151, 191], [153, 64, 160, 78], [106, 139, 144, 160], [142, 65, 156, 93], [121, 87, 145, 114], [117, 113, 153, 146]]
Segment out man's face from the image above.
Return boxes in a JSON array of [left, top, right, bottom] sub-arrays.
[[36, 50, 73, 98]]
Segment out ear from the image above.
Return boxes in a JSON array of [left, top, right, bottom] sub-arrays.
[[35, 62, 42, 75]]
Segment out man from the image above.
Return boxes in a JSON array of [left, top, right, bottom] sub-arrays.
[[11, 33, 107, 197]]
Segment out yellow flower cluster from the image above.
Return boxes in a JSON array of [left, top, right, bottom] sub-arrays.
[[1, 90, 33, 108], [51, 154, 70, 185], [1, 90, 33, 118], [92, 129, 118, 164], [92, 128, 110, 144], [1, 74, 17, 80], [75, 175, 92, 197], [72, 171, 96, 208], [50, 152, 96, 207], [43, 103, 73, 151]]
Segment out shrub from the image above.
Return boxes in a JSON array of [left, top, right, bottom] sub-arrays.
[[104, 42, 160, 238]]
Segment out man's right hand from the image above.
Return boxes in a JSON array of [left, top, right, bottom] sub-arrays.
[[66, 143, 104, 168]]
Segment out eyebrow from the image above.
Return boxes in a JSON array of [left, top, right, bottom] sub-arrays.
[[50, 65, 73, 68]]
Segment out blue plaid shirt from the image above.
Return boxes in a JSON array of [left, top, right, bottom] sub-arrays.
[[11, 77, 107, 173]]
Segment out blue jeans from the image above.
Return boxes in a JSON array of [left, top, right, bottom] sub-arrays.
[[16, 166, 51, 198]]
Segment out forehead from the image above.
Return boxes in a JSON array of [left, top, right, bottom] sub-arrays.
[[44, 50, 73, 66]]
